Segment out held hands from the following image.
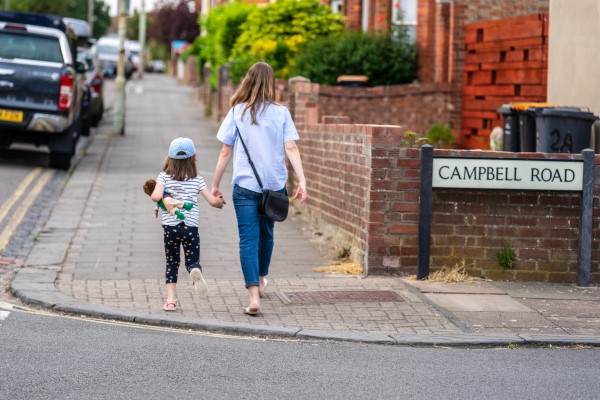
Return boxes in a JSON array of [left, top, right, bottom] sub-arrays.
[[215, 195, 225, 209], [211, 186, 226, 209], [293, 181, 307, 203]]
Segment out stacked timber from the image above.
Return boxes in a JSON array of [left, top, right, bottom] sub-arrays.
[[461, 13, 549, 149]]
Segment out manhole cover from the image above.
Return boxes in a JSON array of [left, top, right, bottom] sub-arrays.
[[281, 290, 404, 304]]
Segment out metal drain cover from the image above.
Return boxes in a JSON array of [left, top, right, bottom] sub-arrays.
[[280, 290, 404, 304]]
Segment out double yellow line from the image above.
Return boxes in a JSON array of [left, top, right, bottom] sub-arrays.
[[0, 167, 54, 252]]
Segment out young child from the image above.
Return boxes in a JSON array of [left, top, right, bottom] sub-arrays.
[[149, 137, 225, 311]]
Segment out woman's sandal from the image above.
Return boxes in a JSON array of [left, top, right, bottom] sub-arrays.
[[162, 299, 178, 311]]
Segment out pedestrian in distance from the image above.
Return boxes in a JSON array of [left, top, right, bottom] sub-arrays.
[[211, 61, 307, 316], [148, 137, 225, 311]]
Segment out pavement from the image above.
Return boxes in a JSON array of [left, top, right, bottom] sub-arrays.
[[8, 74, 600, 346]]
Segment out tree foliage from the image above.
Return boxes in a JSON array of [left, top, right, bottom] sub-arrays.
[[127, 10, 155, 41], [230, 0, 344, 81], [10, 0, 111, 38], [148, 0, 199, 49], [197, 1, 256, 88], [293, 31, 417, 86]]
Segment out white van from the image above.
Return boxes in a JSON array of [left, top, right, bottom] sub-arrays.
[[96, 36, 134, 78]]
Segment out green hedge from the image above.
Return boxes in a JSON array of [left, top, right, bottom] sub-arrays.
[[293, 31, 417, 86]]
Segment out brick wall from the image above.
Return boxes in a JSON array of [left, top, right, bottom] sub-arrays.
[[197, 69, 453, 138], [313, 83, 453, 137], [288, 81, 600, 283]]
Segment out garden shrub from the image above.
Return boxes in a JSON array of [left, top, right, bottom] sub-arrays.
[[229, 0, 344, 82], [198, 1, 257, 88], [293, 30, 417, 86]]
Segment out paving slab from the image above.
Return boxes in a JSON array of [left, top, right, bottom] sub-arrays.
[[403, 279, 506, 294], [423, 294, 534, 312], [493, 281, 600, 300], [451, 311, 557, 329]]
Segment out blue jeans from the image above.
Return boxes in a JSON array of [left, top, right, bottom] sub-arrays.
[[232, 184, 285, 287]]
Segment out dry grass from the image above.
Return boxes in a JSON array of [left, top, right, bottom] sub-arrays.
[[404, 260, 476, 283], [313, 261, 363, 275], [427, 260, 477, 283]]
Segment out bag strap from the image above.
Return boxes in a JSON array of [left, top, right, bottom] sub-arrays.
[[233, 107, 264, 190]]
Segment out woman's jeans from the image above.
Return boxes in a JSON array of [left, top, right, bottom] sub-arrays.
[[232, 184, 284, 287]]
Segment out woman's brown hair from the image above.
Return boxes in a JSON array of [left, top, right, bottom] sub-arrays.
[[230, 62, 276, 125], [162, 155, 198, 181]]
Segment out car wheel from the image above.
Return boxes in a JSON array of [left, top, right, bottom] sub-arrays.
[[49, 152, 72, 170], [48, 121, 77, 170], [92, 101, 104, 127], [81, 113, 91, 137]]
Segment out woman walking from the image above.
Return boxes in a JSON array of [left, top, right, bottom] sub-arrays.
[[211, 62, 307, 315]]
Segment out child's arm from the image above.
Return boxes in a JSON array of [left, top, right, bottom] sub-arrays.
[[150, 181, 165, 203], [200, 187, 225, 209]]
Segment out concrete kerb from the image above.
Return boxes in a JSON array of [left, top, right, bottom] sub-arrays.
[[12, 268, 600, 347]]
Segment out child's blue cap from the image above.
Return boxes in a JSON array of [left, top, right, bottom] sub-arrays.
[[169, 137, 196, 159]]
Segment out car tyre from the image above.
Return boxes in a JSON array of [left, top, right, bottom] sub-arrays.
[[92, 101, 103, 127]]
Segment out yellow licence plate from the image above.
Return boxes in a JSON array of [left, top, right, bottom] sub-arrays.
[[0, 109, 23, 123]]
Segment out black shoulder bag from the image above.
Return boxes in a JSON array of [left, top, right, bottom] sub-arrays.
[[233, 110, 289, 222]]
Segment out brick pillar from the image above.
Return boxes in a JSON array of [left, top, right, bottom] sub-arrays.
[[372, 0, 390, 32], [288, 77, 319, 130], [434, 1, 450, 83], [344, 0, 362, 30], [417, 0, 436, 82]]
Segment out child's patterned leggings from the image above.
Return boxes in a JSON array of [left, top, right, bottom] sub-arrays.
[[163, 223, 201, 284]]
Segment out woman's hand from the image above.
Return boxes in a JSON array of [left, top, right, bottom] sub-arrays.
[[293, 180, 307, 203]]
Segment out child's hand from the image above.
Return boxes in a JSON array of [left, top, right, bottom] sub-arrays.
[[214, 195, 225, 209]]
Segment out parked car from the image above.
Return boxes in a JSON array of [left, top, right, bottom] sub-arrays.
[[0, 11, 88, 169], [77, 47, 104, 129], [96, 36, 134, 79], [65, 17, 98, 137], [150, 59, 166, 73]]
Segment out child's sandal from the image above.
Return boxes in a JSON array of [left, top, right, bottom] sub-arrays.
[[162, 299, 178, 311]]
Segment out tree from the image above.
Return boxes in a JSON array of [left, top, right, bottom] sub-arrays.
[[148, 0, 199, 50], [11, 0, 111, 39], [11, 0, 68, 15], [229, 0, 344, 80], [127, 10, 155, 41]]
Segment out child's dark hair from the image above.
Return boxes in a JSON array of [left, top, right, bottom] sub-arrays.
[[163, 155, 197, 181]]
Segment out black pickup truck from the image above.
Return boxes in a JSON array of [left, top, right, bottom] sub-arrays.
[[0, 11, 88, 170]]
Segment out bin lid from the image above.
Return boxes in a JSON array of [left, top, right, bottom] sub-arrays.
[[497, 104, 514, 114], [511, 102, 557, 111], [535, 107, 599, 120]]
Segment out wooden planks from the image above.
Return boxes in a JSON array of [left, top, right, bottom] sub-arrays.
[[461, 13, 549, 149]]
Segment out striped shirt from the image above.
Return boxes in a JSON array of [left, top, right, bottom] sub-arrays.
[[156, 172, 206, 227]]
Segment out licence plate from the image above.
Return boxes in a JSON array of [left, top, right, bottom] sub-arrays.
[[0, 109, 23, 123]]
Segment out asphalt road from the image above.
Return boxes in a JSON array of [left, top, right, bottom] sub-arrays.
[[1, 306, 599, 400]]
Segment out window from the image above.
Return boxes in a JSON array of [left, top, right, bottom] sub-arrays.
[[331, 0, 342, 14], [391, 0, 417, 41], [0, 32, 63, 63]]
